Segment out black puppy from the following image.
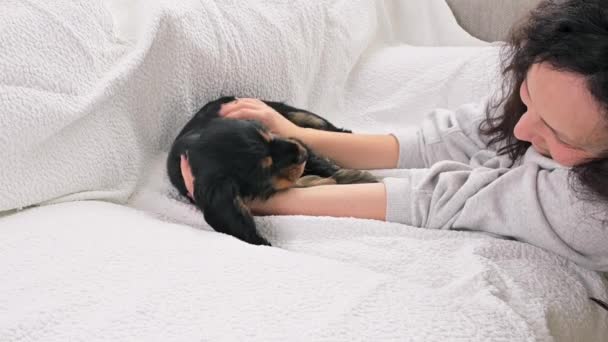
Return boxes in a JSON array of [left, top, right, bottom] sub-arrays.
[[167, 96, 376, 246]]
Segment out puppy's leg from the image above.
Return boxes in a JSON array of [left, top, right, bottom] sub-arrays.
[[303, 152, 339, 178], [195, 177, 270, 246], [264, 101, 351, 133], [300, 152, 377, 185], [331, 169, 378, 184], [286, 110, 352, 133], [294, 175, 337, 188], [296, 169, 378, 187]]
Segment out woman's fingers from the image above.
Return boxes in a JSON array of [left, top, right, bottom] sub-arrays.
[[222, 105, 263, 118], [220, 100, 272, 126], [227, 109, 266, 122], [218, 97, 298, 137], [236, 98, 265, 105], [220, 102, 259, 115], [220, 98, 264, 116]]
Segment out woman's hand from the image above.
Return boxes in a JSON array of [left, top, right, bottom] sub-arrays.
[[219, 98, 300, 138]]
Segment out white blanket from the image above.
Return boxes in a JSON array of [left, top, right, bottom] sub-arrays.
[[2, 200, 607, 341], [1, 0, 607, 341], [0, 0, 487, 212]]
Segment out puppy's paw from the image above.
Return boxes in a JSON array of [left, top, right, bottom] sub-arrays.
[[331, 169, 377, 184], [294, 175, 337, 188]]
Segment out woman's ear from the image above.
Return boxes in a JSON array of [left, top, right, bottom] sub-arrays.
[[193, 176, 271, 246]]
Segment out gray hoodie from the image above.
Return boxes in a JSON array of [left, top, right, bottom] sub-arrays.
[[384, 101, 608, 271]]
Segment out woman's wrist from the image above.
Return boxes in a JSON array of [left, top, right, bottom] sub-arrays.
[[286, 125, 309, 141], [288, 127, 399, 170]]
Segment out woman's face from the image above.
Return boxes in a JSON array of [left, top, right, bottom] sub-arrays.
[[514, 62, 607, 166]]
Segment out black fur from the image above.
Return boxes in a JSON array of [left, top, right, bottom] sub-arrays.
[[167, 96, 376, 246]]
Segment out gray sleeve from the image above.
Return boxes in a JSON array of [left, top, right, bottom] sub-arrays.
[[391, 101, 492, 169], [382, 162, 608, 272]]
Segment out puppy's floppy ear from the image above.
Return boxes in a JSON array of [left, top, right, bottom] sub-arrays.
[[167, 132, 202, 198], [193, 176, 271, 246]]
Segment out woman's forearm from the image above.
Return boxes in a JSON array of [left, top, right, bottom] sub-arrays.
[[292, 128, 399, 170], [251, 183, 387, 221]]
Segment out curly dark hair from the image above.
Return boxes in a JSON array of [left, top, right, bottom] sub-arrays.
[[480, 0, 608, 204]]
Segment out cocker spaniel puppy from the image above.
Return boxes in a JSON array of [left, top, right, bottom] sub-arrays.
[[167, 96, 376, 246]]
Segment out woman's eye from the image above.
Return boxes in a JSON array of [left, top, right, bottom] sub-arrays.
[[556, 137, 582, 150]]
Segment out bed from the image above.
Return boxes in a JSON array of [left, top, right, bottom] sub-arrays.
[[1, 0, 606, 341]]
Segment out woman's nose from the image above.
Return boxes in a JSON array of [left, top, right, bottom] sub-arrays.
[[514, 112, 536, 142]]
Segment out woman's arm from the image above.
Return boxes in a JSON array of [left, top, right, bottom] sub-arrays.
[[180, 153, 387, 220], [219, 98, 399, 170], [290, 128, 399, 170], [249, 183, 387, 221]]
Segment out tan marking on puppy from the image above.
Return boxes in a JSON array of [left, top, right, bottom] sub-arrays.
[[271, 177, 295, 191], [295, 175, 337, 188], [288, 111, 327, 129], [272, 162, 306, 190], [260, 156, 273, 168]]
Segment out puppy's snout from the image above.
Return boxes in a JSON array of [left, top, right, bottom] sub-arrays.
[[296, 143, 308, 164], [269, 138, 308, 165]]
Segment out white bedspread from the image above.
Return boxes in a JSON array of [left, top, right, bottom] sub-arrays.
[[1, 0, 607, 341]]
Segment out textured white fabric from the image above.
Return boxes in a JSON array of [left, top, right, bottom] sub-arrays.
[[0, 0, 491, 211], [1, 199, 607, 341], [0, 0, 484, 212], [1, 0, 376, 211]]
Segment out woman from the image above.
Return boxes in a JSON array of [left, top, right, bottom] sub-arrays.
[[182, 0, 608, 271]]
